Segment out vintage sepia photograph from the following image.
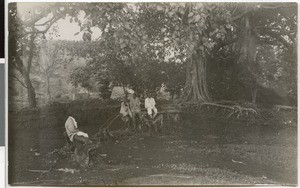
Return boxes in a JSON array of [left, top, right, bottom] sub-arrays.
[[8, 2, 297, 186]]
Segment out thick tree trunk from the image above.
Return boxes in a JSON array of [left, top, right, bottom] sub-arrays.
[[236, 15, 259, 103], [181, 51, 210, 103], [26, 34, 37, 107], [45, 75, 51, 102], [238, 15, 258, 64], [24, 71, 37, 108]]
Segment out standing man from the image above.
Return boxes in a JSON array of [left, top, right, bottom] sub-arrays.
[[145, 92, 158, 119], [129, 93, 142, 129]]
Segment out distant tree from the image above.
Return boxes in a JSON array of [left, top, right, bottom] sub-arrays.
[[163, 60, 186, 99], [37, 40, 71, 101], [232, 3, 297, 104], [8, 3, 76, 107], [98, 79, 112, 100], [69, 66, 97, 97]]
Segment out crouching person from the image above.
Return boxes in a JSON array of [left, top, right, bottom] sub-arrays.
[[64, 115, 96, 168]]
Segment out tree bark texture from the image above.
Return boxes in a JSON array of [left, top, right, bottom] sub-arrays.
[[237, 15, 258, 64], [23, 70, 37, 108], [45, 75, 51, 102], [24, 34, 38, 107], [236, 15, 260, 103], [181, 51, 210, 103]]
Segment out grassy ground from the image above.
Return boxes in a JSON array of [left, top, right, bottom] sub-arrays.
[[8, 109, 297, 186]]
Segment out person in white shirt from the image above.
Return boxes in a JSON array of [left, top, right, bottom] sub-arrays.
[[65, 115, 90, 144], [145, 93, 158, 119], [64, 112, 96, 168]]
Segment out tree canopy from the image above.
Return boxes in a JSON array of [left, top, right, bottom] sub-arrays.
[[9, 2, 297, 107]]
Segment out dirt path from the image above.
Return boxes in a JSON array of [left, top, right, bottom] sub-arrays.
[[8, 115, 297, 186]]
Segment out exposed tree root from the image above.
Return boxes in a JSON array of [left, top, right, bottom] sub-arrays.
[[179, 100, 263, 120], [274, 105, 297, 111], [200, 102, 259, 117]]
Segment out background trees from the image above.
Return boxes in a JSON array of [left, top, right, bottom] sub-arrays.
[[8, 3, 77, 107], [9, 2, 297, 108]]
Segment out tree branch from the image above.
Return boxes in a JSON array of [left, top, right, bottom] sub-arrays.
[[12, 56, 24, 73], [22, 14, 47, 26], [212, 38, 238, 52], [12, 75, 27, 89], [26, 33, 36, 73], [21, 3, 65, 26], [255, 27, 296, 43], [25, 16, 61, 34], [231, 5, 294, 22], [259, 29, 292, 50], [254, 26, 296, 33], [231, 10, 252, 22], [259, 4, 294, 10], [34, 16, 56, 26]]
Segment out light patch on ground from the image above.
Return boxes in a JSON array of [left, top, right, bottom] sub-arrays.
[[121, 166, 279, 185], [224, 144, 297, 171]]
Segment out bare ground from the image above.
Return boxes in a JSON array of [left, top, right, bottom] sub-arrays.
[[8, 112, 297, 186]]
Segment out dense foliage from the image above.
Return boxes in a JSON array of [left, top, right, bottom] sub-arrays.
[[9, 2, 297, 107]]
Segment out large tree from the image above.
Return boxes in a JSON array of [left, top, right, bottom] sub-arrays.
[[65, 2, 297, 104], [9, 2, 297, 107]]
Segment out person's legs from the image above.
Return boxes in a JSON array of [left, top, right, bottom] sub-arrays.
[[72, 135, 95, 168], [132, 112, 137, 129], [135, 112, 142, 130], [64, 131, 75, 151], [147, 108, 153, 118], [127, 110, 135, 129], [153, 107, 158, 119], [73, 134, 91, 144]]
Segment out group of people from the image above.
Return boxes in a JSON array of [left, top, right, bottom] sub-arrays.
[[119, 92, 158, 129], [64, 91, 158, 145], [62, 91, 158, 166]]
